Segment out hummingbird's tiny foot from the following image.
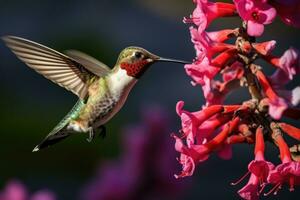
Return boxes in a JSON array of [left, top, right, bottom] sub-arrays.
[[86, 127, 95, 143], [98, 125, 107, 139]]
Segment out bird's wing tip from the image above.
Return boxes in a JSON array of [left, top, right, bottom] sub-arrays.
[[1, 35, 15, 41], [32, 146, 40, 152]]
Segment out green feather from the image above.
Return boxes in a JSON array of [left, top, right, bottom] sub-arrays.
[[48, 99, 85, 135]]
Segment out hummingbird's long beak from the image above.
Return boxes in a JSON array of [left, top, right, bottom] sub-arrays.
[[156, 57, 190, 64]]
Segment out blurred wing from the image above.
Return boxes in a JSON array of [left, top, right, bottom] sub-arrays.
[[65, 50, 111, 77], [3, 36, 97, 99]]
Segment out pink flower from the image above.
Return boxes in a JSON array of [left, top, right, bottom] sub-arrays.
[[235, 127, 274, 200], [275, 86, 300, 107], [222, 62, 244, 82], [268, 97, 288, 120], [268, 162, 300, 192], [30, 191, 56, 200], [238, 173, 259, 200], [180, 0, 300, 198], [252, 40, 276, 56], [249, 127, 274, 182], [204, 62, 244, 105], [206, 29, 238, 43], [279, 122, 300, 141], [0, 181, 27, 200], [185, 49, 237, 102], [266, 133, 300, 194], [266, 47, 300, 80], [173, 134, 209, 178], [256, 70, 288, 120], [233, 0, 276, 36], [0, 180, 55, 200], [173, 118, 240, 178], [189, 27, 234, 60], [176, 101, 224, 145], [185, 57, 220, 87], [184, 0, 236, 32], [270, 0, 300, 28]]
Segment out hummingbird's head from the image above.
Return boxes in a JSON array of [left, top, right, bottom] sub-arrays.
[[116, 47, 189, 78]]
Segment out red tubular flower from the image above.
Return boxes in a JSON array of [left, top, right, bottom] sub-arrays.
[[211, 48, 237, 68], [252, 40, 276, 56], [248, 127, 274, 185], [279, 122, 300, 141], [264, 47, 300, 80], [255, 70, 288, 119], [189, 27, 235, 60], [185, 0, 236, 32], [238, 124, 252, 135], [267, 133, 300, 194], [205, 117, 240, 149], [222, 62, 244, 81], [206, 79, 241, 105], [196, 115, 231, 144], [234, 127, 274, 200], [173, 117, 239, 178], [176, 101, 223, 141], [226, 134, 248, 144], [238, 173, 260, 200], [207, 29, 237, 43]]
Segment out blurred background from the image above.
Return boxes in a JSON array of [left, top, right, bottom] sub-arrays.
[[0, 0, 300, 199]]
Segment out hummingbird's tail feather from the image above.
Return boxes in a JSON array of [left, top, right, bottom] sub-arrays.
[[32, 99, 85, 152], [32, 129, 71, 152]]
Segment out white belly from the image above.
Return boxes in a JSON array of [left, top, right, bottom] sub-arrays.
[[93, 71, 137, 127]]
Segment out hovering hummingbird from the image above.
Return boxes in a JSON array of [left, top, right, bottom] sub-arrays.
[[3, 36, 188, 152]]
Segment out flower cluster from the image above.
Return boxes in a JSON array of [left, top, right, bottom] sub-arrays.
[[0, 180, 56, 200], [174, 0, 300, 199]]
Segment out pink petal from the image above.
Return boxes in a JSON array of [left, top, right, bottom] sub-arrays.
[[31, 191, 56, 200], [291, 87, 300, 106], [185, 58, 219, 86], [268, 161, 300, 187], [175, 155, 196, 178], [248, 160, 274, 180], [2, 181, 28, 200], [257, 5, 277, 24], [247, 21, 264, 37], [238, 174, 259, 200], [279, 47, 300, 80], [268, 97, 288, 120]]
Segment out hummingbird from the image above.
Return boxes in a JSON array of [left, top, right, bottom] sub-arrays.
[[3, 36, 188, 152]]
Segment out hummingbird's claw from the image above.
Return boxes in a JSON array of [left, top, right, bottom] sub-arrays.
[[86, 126, 106, 142], [86, 127, 95, 143]]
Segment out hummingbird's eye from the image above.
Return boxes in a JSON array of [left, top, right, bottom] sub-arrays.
[[134, 52, 143, 59]]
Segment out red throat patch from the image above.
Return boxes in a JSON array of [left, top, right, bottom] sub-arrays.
[[120, 60, 150, 78]]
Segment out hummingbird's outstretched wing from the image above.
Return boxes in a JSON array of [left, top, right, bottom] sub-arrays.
[[65, 50, 111, 77], [2, 36, 102, 99]]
